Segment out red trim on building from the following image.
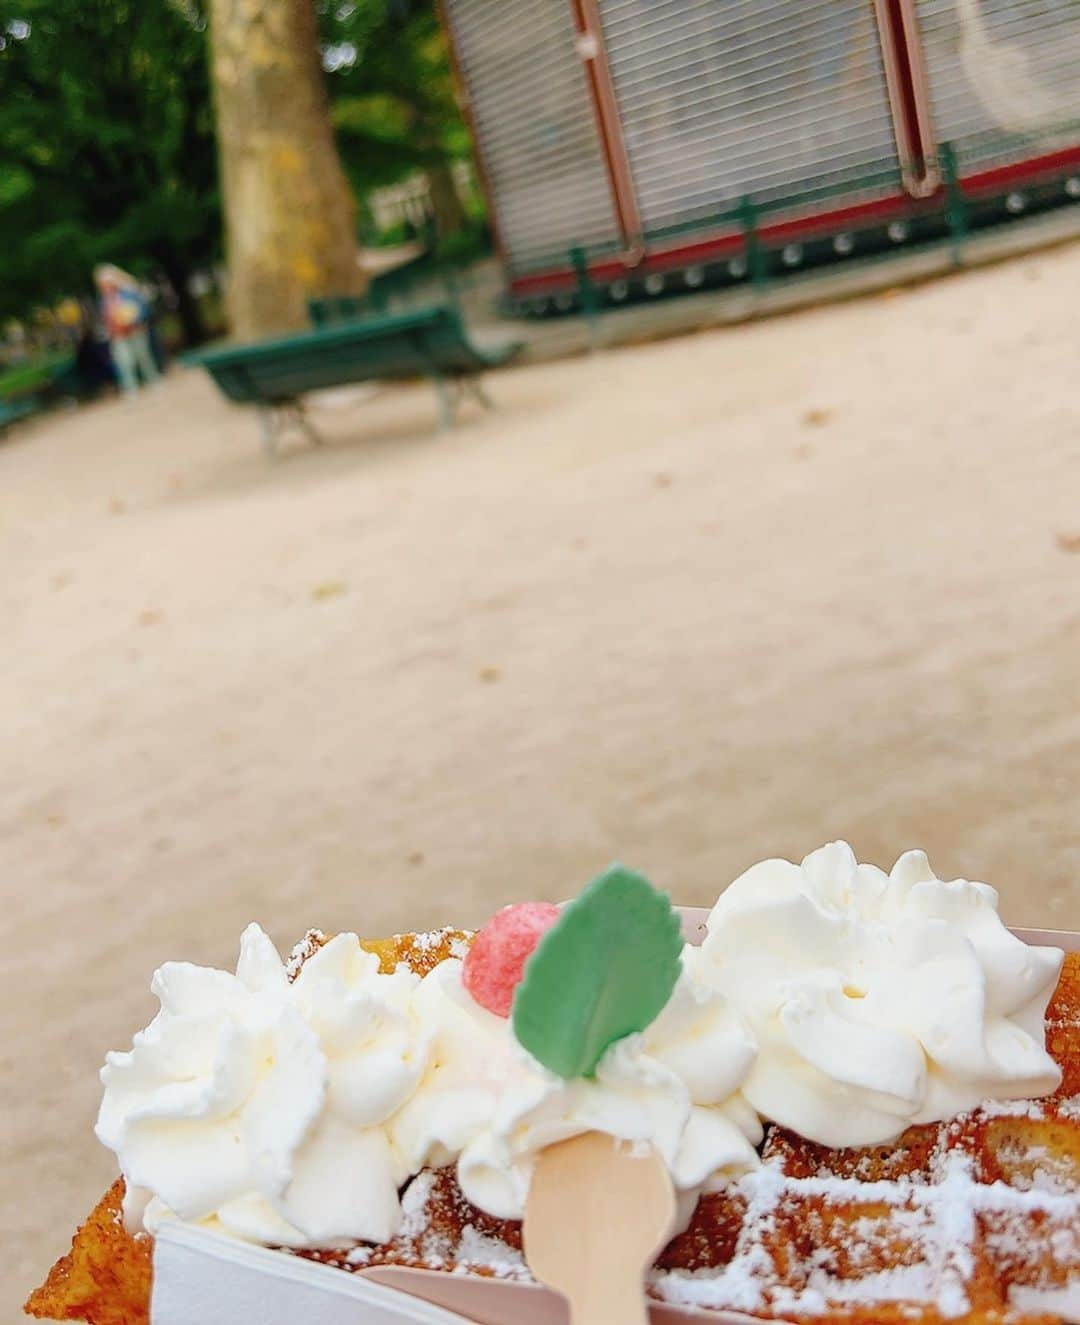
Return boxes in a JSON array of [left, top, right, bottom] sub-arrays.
[[873, 0, 939, 196], [896, 0, 939, 193], [962, 143, 1080, 196], [569, 0, 643, 255], [510, 194, 913, 294], [507, 140, 1080, 296]]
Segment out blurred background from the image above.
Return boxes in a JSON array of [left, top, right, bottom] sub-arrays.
[[3, 1, 1079, 1320]]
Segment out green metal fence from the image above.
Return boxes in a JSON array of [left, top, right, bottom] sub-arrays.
[[506, 128, 1080, 328]]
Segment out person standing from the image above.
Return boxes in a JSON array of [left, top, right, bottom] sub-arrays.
[[94, 265, 161, 396]]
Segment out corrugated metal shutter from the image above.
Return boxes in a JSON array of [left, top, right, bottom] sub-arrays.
[[595, 0, 901, 232], [917, 0, 1080, 173], [443, 0, 620, 274]]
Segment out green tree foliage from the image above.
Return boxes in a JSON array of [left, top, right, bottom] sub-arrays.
[[0, 0, 476, 337], [0, 0, 219, 341], [320, 0, 475, 240]]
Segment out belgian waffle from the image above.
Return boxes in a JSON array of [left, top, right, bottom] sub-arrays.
[[317, 942, 1080, 1323], [27, 935, 1080, 1325]]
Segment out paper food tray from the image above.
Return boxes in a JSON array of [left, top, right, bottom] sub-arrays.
[[151, 914, 1080, 1325]]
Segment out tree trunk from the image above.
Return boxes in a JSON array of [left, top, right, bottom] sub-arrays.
[[426, 157, 467, 244], [207, 0, 366, 338]]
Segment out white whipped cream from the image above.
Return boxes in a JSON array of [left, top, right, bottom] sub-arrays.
[[98, 846, 1065, 1254], [388, 958, 520, 1176], [391, 958, 761, 1226], [692, 842, 1063, 1147], [97, 925, 429, 1248]]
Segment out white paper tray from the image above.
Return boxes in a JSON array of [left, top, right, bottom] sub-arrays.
[[153, 1222, 751, 1325], [151, 915, 1080, 1325]]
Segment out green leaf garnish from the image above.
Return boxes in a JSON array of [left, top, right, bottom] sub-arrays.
[[511, 864, 683, 1079]]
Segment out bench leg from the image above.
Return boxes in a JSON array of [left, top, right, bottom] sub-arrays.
[[433, 375, 460, 431], [257, 402, 322, 456], [258, 407, 282, 459], [433, 376, 493, 430], [463, 376, 494, 411], [289, 401, 324, 447]]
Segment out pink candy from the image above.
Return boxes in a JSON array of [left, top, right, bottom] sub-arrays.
[[462, 901, 561, 1017]]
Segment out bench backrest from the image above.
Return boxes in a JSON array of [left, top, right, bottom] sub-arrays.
[[308, 253, 435, 326], [308, 293, 381, 326], [196, 307, 488, 406]]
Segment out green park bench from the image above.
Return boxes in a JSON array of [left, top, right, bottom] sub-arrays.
[[190, 305, 521, 456], [308, 293, 379, 325], [0, 395, 43, 433], [308, 251, 432, 324], [0, 352, 79, 433]]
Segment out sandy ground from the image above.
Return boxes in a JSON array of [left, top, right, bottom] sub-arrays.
[[5, 244, 1080, 1320]]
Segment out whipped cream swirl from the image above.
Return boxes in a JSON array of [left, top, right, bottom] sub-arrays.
[[96, 845, 1065, 1252], [691, 842, 1063, 1147], [391, 958, 761, 1226], [97, 925, 429, 1248]]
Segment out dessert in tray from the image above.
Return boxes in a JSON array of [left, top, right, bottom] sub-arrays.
[[27, 843, 1080, 1324]]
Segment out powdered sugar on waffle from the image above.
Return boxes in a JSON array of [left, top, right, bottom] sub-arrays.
[[974, 1097, 1048, 1120], [405, 928, 465, 957], [398, 1171, 453, 1270], [285, 926, 472, 980], [285, 929, 327, 979], [391, 1170, 531, 1282], [650, 1151, 1080, 1317], [379, 1139, 1079, 1318], [452, 1226, 527, 1279]]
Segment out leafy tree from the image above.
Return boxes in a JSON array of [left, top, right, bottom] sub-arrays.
[[0, 0, 479, 339], [321, 0, 473, 242], [0, 0, 220, 343]]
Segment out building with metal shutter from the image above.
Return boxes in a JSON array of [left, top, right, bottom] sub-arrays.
[[440, 0, 1080, 313]]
